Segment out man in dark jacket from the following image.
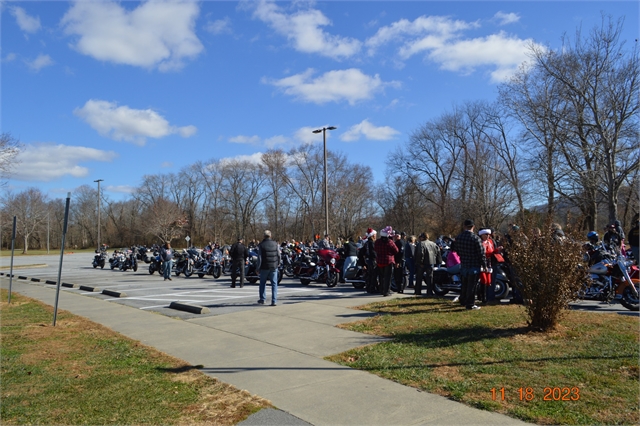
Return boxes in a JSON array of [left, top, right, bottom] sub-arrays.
[[258, 230, 280, 306], [414, 232, 442, 296], [393, 232, 406, 293], [229, 237, 249, 288], [628, 215, 639, 265], [451, 219, 487, 310], [363, 228, 378, 293]]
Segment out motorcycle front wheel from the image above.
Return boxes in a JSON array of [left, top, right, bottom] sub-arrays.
[[326, 270, 338, 287], [133, 263, 138, 272], [284, 265, 294, 277], [149, 265, 155, 274], [100, 260, 105, 269], [300, 279, 311, 285], [93, 263, 97, 269], [184, 265, 193, 277], [213, 266, 221, 279], [621, 285, 639, 311], [110, 262, 115, 270]]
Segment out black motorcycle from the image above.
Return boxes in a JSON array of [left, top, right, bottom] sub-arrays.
[[92, 248, 107, 269], [173, 250, 194, 277], [120, 248, 138, 272], [148, 250, 163, 275]]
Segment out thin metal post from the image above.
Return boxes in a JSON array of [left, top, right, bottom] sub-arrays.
[[323, 129, 329, 237], [94, 179, 103, 250], [8, 216, 16, 303], [53, 193, 71, 326], [47, 212, 50, 254]]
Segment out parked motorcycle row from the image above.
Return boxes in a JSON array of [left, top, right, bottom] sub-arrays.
[[89, 238, 639, 311]]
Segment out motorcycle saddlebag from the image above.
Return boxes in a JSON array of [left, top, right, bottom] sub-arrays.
[[344, 266, 359, 280]]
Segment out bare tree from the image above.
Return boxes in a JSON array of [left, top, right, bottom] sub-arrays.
[[0, 133, 22, 184], [531, 16, 639, 224], [3, 188, 48, 253]]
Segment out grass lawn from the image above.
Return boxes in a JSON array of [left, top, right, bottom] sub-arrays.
[[0, 290, 271, 425], [326, 297, 639, 425]]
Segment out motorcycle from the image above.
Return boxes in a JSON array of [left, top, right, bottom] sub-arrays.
[[280, 247, 295, 277], [92, 248, 107, 269], [244, 249, 260, 284], [195, 249, 223, 279], [120, 248, 138, 272], [109, 250, 125, 270], [173, 250, 194, 277], [580, 248, 639, 311], [148, 250, 163, 275], [431, 262, 511, 300], [344, 264, 368, 289], [294, 248, 340, 287]]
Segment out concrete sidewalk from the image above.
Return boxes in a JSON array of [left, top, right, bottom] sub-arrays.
[[2, 279, 527, 425]]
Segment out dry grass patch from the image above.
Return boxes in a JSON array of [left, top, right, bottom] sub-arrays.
[[1, 290, 271, 425]]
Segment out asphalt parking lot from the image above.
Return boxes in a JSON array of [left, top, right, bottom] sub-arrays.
[[1, 252, 637, 318], [0, 252, 380, 319]]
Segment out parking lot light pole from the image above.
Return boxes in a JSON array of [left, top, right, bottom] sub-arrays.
[[94, 179, 103, 251], [312, 126, 337, 237]]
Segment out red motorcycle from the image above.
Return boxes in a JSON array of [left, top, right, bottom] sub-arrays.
[[293, 248, 340, 287]]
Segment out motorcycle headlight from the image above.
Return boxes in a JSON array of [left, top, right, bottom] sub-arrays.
[[330, 258, 336, 265]]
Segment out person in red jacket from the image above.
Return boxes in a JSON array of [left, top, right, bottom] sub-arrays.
[[374, 226, 399, 297], [479, 228, 502, 303]]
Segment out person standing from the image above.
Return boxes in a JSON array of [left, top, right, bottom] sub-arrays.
[[405, 235, 416, 289], [363, 228, 378, 293], [393, 232, 406, 293], [160, 242, 174, 281], [414, 232, 442, 296], [374, 226, 399, 296], [452, 219, 487, 310], [257, 230, 280, 306], [342, 235, 359, 281], [478, 229, 501, 303], [229, 237, 249, 288]]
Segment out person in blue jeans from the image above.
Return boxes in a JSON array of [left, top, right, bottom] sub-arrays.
[[257, 230, 280, 306], [160, 242, 174, 281], [451, 219, 487, 310]]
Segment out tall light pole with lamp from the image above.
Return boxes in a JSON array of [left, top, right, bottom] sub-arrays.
[[94, 179, 103, 250], [312, 126, 336, 238]]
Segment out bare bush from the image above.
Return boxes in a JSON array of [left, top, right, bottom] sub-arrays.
[[507, 224, 586, 331]]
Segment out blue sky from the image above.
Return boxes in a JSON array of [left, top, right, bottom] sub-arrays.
[[2, 1, 638, 201]]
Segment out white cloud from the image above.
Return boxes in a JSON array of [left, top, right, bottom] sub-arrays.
[[74, 99, 197, 145], [106, 185, 136, 194], [61, 0, 203, 72], [365, 15, 541, 82], [160, 161, 173, 168], [265, 68, 398, 105], [205, 17, 232, 34], [220, 152, 264, 166], [494, 11, 520, 26], [4, 53, 17, 62], [340, 119, 400, 142], [229, 135, 261, 145], [11, 6, 41, 33], [26, 54, 53, 72], [294, 126, 324, 145], [12, 143, 117, 182], [251, 0, 361, 59], [264, 135, 289, 149]]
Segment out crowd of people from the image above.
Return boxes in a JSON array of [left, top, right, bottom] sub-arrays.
[[150, 214, 639, 310]]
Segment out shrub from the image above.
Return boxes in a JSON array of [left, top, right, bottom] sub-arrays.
[[506, 224, 586, 331]]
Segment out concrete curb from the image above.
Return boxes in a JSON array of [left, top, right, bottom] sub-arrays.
[[79, 285, 99, 292], [31, 278, 41, 282], [18, 276, 28, 280], [102, 289, 126, 297], [62, 282, 76, 288], [169, 301, 210, 314], [45, 280, 56, 285]]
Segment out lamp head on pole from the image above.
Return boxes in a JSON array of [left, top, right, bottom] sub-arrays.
[[312, 129, 322, 134]]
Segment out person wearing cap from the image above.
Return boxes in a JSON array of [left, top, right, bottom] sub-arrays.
[[603, 223, 623, 253], [374, 226, 399, 296], [257, 230, 280, 306], [451, 219, 487, 310], [229, 236, 249, 288], [414, 232, 442, 296]]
